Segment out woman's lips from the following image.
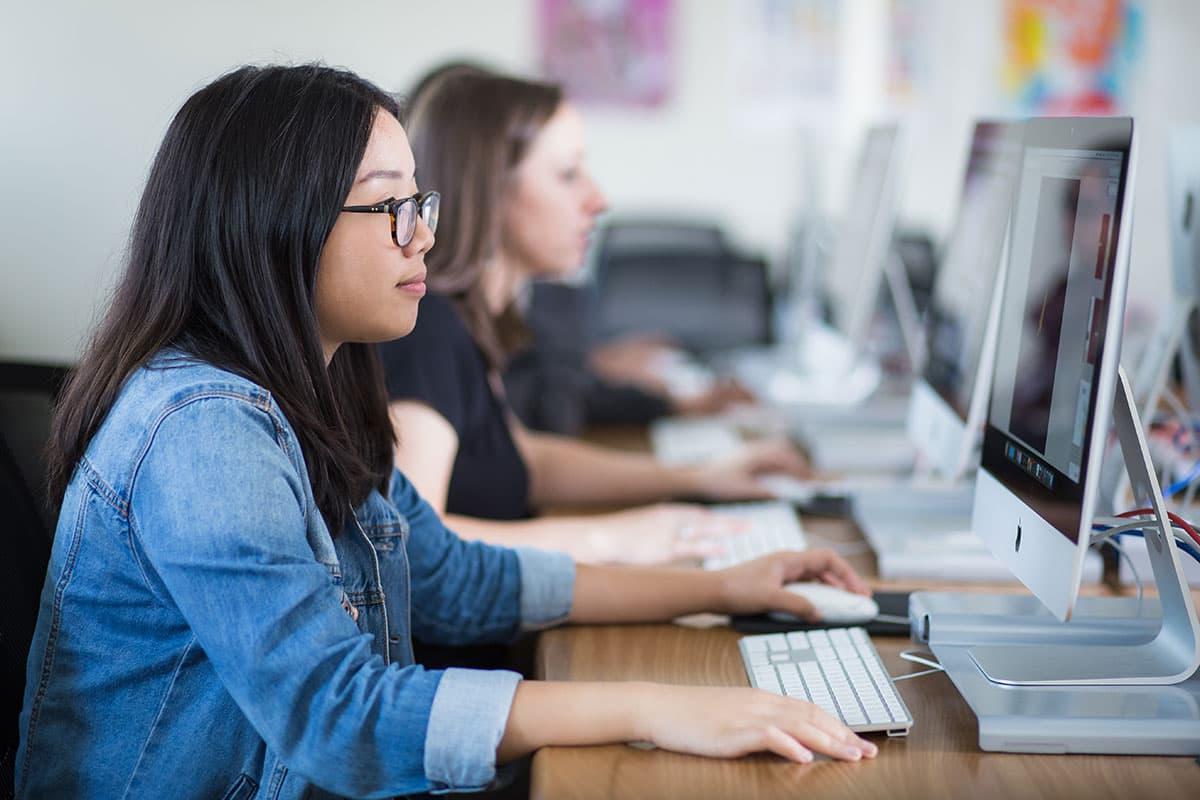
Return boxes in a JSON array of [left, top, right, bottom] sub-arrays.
[[397, 271, 427, 296]]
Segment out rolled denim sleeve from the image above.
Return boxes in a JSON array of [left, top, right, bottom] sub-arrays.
[[514, 548, 575, 630], [424, 668, 521, 793]]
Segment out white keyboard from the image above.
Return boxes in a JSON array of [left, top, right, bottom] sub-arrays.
[[703, 501, 806, 570], [651, 350, 717, 399], [740, 628, 913, 736], [650, 417, 744, 466]]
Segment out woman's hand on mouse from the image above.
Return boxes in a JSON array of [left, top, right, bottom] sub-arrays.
[[716, 549, 871, 620]]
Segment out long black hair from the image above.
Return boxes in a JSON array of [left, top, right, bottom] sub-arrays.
[[47, 64, 397, 536]]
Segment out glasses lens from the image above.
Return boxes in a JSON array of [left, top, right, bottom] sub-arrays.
[[395, 199, 417, 246], [421, 192, 440, 235]]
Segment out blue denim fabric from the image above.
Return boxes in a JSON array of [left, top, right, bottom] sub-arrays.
[[17, 351, 575, 799]]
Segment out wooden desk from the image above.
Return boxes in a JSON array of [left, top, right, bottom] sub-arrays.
[[532, 514, 1200, 799]]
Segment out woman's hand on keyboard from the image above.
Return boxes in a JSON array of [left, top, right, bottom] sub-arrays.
[[716, 549, 871, 619], [640, 684, 877, 763], [689, 438, 812, 501], [584, 504, 747, 565]]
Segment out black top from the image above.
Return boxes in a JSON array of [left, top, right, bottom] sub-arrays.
[[378, 293, 532, 520], [503, 281, 671, 435]]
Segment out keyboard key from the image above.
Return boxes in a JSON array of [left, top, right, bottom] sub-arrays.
[[786, 631, 811, 650]]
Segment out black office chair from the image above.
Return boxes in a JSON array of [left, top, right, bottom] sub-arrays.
[[0, 362, 66, 799], [592, 218, 773, 353], [0, 432, 50, 799]]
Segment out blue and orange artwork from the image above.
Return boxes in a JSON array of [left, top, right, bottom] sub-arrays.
[[1002, 0, 1142, 114]]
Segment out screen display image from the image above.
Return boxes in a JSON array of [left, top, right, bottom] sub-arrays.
[[985, 144, 1126, 542]]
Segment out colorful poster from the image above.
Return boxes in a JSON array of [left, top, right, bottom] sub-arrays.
[[539, 0, 673, 108], [1002, 0, 1143, 114], [733, 0, 841, 126], [888, 0, 938, 105]]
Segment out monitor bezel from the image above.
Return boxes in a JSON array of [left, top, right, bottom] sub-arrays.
[[975, 116, 1135, 621]]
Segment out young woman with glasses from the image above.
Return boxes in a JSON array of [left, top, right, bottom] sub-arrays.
[[18, 63, 872, 799], [379, 65, 811, 566]]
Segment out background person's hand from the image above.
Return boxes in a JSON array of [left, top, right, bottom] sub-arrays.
[[671, 377, 757, 416], [583, 503, 747, 566], [689, 437, 813, 501]]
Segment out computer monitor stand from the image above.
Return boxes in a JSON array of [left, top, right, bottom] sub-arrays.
[[1095, 297, 1200, 516], [1132, 294, 1200, 426], [882, 250, 926, 376], [911, 369, 1200, 754]]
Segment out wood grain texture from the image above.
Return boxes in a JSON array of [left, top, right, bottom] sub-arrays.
[[532, 623, 1200, 800], [532, 515, 1200, 799]]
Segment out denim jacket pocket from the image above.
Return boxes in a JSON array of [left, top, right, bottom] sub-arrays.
[[219, 772, 258, 800], [320, 559, 343, 586], [362, 517, 409, 552]]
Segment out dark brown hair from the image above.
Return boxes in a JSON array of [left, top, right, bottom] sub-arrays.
[[47, 64, 397, 536], [402, 65, 564, 368]]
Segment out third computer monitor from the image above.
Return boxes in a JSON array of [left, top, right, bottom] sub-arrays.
[[907, 120, 1023, 479], [973, 117, 1135, 621], [822, 124, 901, 359]]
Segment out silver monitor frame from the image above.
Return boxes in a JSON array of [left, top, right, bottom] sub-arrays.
[[973, 117, 1136, 622], [1130, 124, 1200, 421], [906, 120, 1022, 481], [821, 124, 903, 362]]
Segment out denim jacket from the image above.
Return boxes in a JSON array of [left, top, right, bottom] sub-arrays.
[[17, 351, 575, 799]]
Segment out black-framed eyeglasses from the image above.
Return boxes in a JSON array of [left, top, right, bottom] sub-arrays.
[[341, 191, 440, 247]]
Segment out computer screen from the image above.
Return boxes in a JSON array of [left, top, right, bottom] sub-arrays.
[[922, 122, 1023, 422], [975, 118, 1134, 618], [974, 118, 1134, 622], [1169, 126, 1200, 300], [822, 125, 900, 353]]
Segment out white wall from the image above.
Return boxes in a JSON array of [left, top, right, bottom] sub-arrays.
[[3, 0, 1199, 363], [0, 0, 537, 362]]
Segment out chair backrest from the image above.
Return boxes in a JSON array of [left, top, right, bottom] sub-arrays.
[[593, 220, 773, 353], [0, 362, 65, 799], [0, 432, 50, 799]]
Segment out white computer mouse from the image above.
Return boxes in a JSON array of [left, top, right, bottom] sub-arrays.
[[767, 582, 879, 625]]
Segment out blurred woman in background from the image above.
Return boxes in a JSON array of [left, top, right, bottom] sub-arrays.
[[380, 65, 809, 565]]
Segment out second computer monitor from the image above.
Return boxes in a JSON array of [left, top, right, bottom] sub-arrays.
[[1169, 126, 1200, 300], [822, 124, 902, 358], [973, 117, 1135, 621], [907, 121, 1023, 479]]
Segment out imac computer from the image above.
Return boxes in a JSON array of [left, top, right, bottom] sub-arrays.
[[652, 125, 905, 466], [905, 122, 1025, 481], [848, 120, 1104, 581], [730, 124, 905, 411], [1113, 125, 1200, 586], [1129, 125, 1200, 423], [800, 120, 1024, 479], [914, 117, 1200, 755]]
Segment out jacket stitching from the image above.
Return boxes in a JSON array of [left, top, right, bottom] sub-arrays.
[[18, 494, 88, 793], [128, 389, 272, 490], [125, 512, 169, 605], [121, 634, 198, 799], [79, 456, 127, 516], [125, 391, 303, 594], [266, 758, 289, 799]]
